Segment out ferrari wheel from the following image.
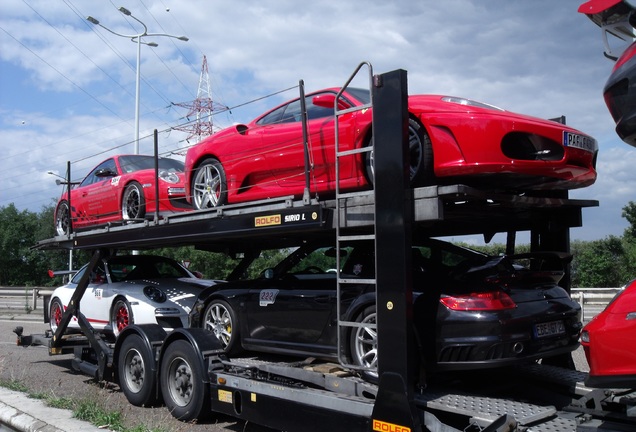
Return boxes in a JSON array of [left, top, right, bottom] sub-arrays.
[[118, 334, 159, 407], [111, 298, 133, 338], [122, 181, 146, 220], [192, 158, 227, 209], [202, 299, 240, 354], [350, 305, 379, 381], [365, 118, 433, 187], [54, 201, 70, 236], [160, 340, 210, 421], [49, 298, 64, 333]]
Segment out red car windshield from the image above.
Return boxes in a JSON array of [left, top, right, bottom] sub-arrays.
[[119, 155, 184, 174]]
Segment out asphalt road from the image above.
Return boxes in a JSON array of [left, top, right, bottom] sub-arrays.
[[0, 318, 277, 432]]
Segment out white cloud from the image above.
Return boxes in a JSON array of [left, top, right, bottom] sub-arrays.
[[0, 0, 633, 242]]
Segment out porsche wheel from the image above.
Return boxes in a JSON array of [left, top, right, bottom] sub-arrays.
[[160, 340, 210, 421], [365, 118, 434, 186], [202, 299, 240, 354], [122, 181, 146, 220], [111, 298, 133, 338], [55, 201, 70, 236], [118, 334, 159, 407], [49, 298, 64, 333], [192, 158, 227, 209], [350, 305, 379, 381]]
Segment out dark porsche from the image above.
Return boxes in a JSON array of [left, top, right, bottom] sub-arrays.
[[190, 237, 582, 374]]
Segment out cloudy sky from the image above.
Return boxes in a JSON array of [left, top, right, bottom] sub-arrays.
[[0, 0, 633, 243]]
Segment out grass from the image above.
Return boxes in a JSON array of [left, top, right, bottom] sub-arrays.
[[0, 378, 169, 432]]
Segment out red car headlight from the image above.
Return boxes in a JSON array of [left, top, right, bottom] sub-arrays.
[[580, 329, 590, 343], [158, 169, 180, 184]]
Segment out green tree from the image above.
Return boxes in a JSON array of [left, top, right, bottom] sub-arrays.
[[570, 237, 624, 287], [0, 203, 69, 286]]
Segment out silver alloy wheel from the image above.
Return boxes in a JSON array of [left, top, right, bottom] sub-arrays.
[[203, 302, 232, 349], [122, 347, 145, 394], [193, 163, 223, 209], [352, 310, 379, 373]]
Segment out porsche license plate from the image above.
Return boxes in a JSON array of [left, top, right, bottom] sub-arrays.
[[534, 320, 565, 338], [563, 132, 597, 153]]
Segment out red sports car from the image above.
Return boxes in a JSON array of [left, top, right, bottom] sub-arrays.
[[54, 155, 190, 235], [581, 280, 636, 388], [184, 87, 598, 209]]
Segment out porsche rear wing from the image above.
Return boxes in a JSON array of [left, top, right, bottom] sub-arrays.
[[579, 0, 636, 60]]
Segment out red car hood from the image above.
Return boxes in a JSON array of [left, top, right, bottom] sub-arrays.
[[407, 95, 578, 130]]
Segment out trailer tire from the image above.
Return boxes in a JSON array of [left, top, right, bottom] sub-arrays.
[[118, 334, 159, 407], [160, 339, 210, 421]]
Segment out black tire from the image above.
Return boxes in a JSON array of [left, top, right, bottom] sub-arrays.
[[364, 118, 434, 187], [191, 158, 227, 209], [201, 299, 240, 355], [111, 298, 133, 338], [55, 201, 70, 236], [49, 297, 64, 333], [160, 339, 210, 421], [349, 304, 379, 382], [118, 334, 159, 407], [122, 181, 146, 220]]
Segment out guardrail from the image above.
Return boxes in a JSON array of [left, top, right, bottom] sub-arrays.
[[0, 287, 53, 311], [0, 286, 622, 317], [571, 287, 620, 322]]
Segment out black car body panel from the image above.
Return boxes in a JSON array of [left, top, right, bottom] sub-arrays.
[[190, 238, 582, 372]]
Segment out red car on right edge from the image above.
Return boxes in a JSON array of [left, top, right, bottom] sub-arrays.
[[581, 280, 636, 388]]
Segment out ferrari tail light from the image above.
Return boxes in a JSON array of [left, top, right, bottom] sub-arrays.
[[440, 291, 516, 311]]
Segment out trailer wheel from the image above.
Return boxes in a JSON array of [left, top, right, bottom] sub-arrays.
[[111, 298, 133, 338], [192, 158, 227, 209], [160, 339, 210, 421], [118, 334, 158, 407], [202, 299, 240, 354], [350, 305, 379, 382], [49, 298, 64, 333]]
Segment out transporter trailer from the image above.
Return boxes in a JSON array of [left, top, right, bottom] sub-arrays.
[[14, 66, 636, 431]]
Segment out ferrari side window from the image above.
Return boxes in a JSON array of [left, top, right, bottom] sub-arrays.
[[280, 100, 302, 123], [257, 106, 285, 126]]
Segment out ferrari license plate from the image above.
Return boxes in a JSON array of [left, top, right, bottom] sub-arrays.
[[563, 131, 597, 153], [534, 320, 565, 338]]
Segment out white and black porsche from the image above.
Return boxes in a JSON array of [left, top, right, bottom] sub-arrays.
[[49, 255, 220, 339]]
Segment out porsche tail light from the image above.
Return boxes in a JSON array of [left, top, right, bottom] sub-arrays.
[[440, 291, 516, 311]]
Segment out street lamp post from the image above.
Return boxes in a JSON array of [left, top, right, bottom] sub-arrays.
[[86, 8, 188, 154]]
